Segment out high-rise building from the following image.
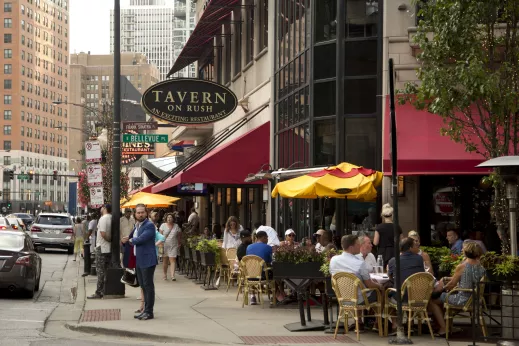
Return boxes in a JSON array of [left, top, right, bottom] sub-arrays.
[[0, 0, 70, 214], [110, 0, 196, 81], [69, 52, 160, 192]]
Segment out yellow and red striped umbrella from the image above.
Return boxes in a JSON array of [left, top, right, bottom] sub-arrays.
[[271, 162, 383, 200]]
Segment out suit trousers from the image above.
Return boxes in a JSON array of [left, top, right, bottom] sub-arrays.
[[136, 265, 156, 315]]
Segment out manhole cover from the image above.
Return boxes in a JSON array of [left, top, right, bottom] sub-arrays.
[[81, 309, 121, 322], [240, 335, 356, 344]]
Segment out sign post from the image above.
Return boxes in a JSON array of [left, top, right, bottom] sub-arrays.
[[86, 164, 103, 187], [85, 141, 102, 163], [123, 121, 159, 131], [88, 187, 104, 209], [122, 134, 168, 143]]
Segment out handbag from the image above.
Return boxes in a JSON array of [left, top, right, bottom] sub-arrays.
[[120, 268, 139, 287]]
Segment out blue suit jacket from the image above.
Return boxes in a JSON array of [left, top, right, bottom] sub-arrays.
[[130, 218, 158, 269]]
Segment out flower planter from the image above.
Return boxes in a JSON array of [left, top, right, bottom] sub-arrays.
[[200, 251, 216, 266], [272, 262, 324, 279]]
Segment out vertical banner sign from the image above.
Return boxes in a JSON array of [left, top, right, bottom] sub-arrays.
[[89, 187, 104, 209], [85, 141, 102, 163], [86, 164, 103, 187], [68, 182, 78, 216]]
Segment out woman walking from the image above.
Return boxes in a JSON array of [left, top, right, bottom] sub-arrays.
[[72, 217, 84, 261], [160, 213, 181, 281], [373, 203, 402, 266]]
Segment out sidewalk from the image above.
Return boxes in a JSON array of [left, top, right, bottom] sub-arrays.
[[67, 259, 460, 346]]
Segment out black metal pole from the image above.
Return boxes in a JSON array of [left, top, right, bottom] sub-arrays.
[[336, 0, 346, 236], [110, 0, 122, 267], [388, 59, 409, 344]]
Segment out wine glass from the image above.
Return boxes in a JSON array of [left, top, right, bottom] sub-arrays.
[[424, 263, 430, 273]]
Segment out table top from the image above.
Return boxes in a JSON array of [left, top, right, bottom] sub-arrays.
[[370, 273, 389, 284]]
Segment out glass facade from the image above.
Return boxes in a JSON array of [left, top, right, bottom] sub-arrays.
[[274, 0, 382, 239]]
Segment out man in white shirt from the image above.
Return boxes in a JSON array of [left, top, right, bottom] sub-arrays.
[[187, 208, 200, 234], [88, 204, 112, 299], [87, 214, 98, 254], [254, 221, 280, 247], [356, 233, 377, 273]]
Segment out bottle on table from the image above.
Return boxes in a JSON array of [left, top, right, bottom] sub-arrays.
[[375, 255, 384, 274]]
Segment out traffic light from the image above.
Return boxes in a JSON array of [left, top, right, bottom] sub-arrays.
[[53, 170, 58, 181], [28, 170, 34, 182], [8, 170, 13, 180], [7, 202, 11, 209]]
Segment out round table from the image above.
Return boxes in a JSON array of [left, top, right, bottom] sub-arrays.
[[370, 273, 389, 284]]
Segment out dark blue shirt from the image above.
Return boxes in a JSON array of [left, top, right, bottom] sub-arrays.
[[246, 242, 272, 264], [451, 239, 463, 255], [387, 251, 425, 288]]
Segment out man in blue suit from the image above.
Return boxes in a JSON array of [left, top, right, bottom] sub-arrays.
[[124, 204, 157, 320]]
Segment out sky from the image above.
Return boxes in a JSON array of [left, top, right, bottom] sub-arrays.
[[70, 0, 130, 55]]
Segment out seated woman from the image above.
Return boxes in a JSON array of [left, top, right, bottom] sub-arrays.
[[428, 242, 485, 336], [408, 230, 434, 275]]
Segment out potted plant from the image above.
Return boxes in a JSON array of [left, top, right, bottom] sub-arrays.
[[421, 246, 450, 274], [480, 252, 519, 282], [196, 239, 220, 267], [272, 244, 326, 279], [439, 253, 464, 276]]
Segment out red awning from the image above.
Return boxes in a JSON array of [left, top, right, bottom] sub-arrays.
[[129, 183, 154, 195], [167, 0, 240, 77], [383, 99, 491, 175], [152, 122, 270, 193]]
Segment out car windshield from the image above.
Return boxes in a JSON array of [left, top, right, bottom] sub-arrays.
[[36, 215, 72, 226], [0, 234, 24, 251], [14, 214, 32, 219]]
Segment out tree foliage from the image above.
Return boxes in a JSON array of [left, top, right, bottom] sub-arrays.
[[400, 0, 519, 253]]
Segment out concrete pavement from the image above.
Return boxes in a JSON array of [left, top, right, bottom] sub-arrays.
[[49, 257, 466, 346]]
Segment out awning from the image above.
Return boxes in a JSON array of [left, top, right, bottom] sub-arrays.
[[383, 99, 491, 175], [129, 183, 154, 195], [167, 0, 240, 77], [142, 156, 185, 183], [169, 140, 195, 152], [152, 121, 269, 193]]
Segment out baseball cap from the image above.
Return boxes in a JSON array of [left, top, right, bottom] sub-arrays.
[[314, 229, 325, 236], [285, 229, 295, 236], [240, 229, 252, 238]]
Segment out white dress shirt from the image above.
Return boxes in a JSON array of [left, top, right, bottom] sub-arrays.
[[356, 252, 377, 273], [222, 225, 244, 249], [256, 225, 280, 247], [330, 252, 371, 303]]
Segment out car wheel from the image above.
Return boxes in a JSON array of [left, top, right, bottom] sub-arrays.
[[68, 247, 73, 255], [35, 275, 40, 291]]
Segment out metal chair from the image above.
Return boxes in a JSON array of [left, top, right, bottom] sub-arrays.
[[239, 255, 274, 308]]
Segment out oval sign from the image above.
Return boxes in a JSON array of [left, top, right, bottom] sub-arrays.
[[141, 79, 238, 125]]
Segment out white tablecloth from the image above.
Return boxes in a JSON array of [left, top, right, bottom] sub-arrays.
[[370, 273, 389, 284]]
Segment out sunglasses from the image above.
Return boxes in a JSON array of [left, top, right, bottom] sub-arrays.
[[287, 234, 295, 237]]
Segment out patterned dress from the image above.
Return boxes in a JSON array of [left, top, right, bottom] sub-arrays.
[[441, 263, 486, 306], [161, 223, 181, 258]]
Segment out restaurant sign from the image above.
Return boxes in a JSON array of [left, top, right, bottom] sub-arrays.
[[141, 79, 238, 125]]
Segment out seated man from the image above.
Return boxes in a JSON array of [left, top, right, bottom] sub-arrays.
[[447, 229, 463, 255], [245, 231, 273, 305], [330, 235, 383, 331], [356, 233, 376, 273], [237, 229, 252, 261], [387, 237, 425, 288]]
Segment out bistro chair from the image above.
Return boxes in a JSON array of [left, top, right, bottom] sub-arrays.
[[331, 272, 383, 341], [444, 276, 488, 340], [385, 272, 435, 339], [215, 247, 230, 288], [239, 255, 274, 308], [226, 248, 239, 292]]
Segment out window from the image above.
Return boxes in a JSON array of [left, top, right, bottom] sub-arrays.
[[314, 119, 336, 166], [4, 18, 12, 28], [3, 141, 11, 150], [233, 10, 242, 75], [4, 110, 11, 120], [3, 125, 11, 135], [3, 156, 10, 165], [4, 64, 12, 74], [4, 49, 12, 58], [4, 3, 12, 12], [4, 80, 11, 89], [4, 34, 11, 43], [259, 0, 268, 50], [246, 2, 254, 63], [4, 95, 11, 104]]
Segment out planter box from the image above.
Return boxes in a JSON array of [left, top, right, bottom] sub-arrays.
[[191, 248, 198, 263], [201, 252, 216, 266], [184, 245, 191, 260], [272, 262, 324, 280]]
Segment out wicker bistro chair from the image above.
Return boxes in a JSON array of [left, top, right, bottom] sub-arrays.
[[331, 272, 383, 341], [225, 248, 239, 292], [444, 276, 488, 340], [239, 255, 274, 308], [214, 247, 230, 288], [385, 272, 436, 339]]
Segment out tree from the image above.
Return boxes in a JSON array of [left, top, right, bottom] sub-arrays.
[[400, 0, 519, 253]]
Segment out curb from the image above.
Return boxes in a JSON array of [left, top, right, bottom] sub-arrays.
[[65, 323, 222, 344]]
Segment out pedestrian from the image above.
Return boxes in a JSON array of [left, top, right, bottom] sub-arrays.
[[159, 213, 181, 281], [88, 205, 112, 299], [72, 216, 84, 262], [123, 203, 157, 320]]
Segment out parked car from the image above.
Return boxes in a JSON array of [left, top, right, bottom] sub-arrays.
[[0, 229, 41, 297], [5, 217, 25, 232], [0, 217, 16, 231], [29, 213, 74, 254], [10, 213, 34, 227]]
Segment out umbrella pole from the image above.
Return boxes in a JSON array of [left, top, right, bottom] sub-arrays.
[[320, 198, 326, 229]]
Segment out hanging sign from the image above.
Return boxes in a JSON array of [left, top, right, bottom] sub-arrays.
[[89, 187, 104, 209], [85, 141, 102, 163], [86, 164, 103, 187], [141, 79, 238, 125]]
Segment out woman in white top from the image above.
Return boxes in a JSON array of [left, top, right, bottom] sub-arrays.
[[222, 216, 243, 249], [159, 213, 181, 281]]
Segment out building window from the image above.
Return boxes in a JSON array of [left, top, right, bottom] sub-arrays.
[[4, 34, 11, 43], [4, 49, 12, 58], [4, 18, 12, 28], [4, 79, 12, 89], [3, 141, 11, 150], [4, 110, 11, 120], [4, 3, 12, 12], [259, 0, 268, 50], [4, 95, 11, 104], [3, 125, 11, 135], [233, 10, 242, 75], [3, 156, 10, 165], [4, 64, 12, 74], [246, 1, 254, 63]]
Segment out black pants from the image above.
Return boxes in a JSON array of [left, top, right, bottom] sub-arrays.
[[95, 247, 111, 296], [136, 265, 156, 315]]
